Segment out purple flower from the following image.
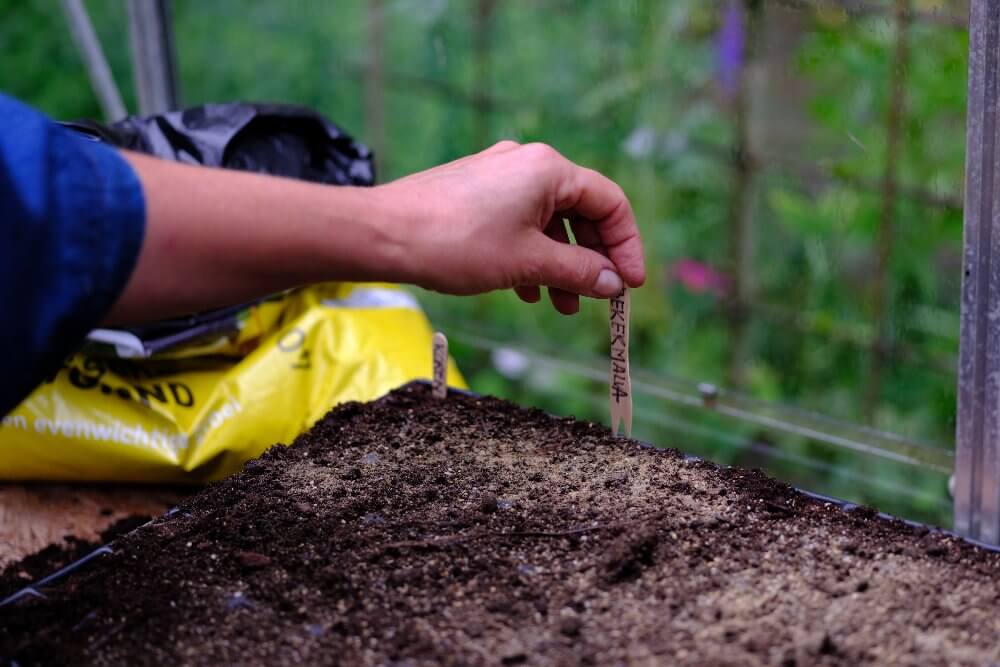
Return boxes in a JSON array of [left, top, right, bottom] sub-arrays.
[[716, 0, 745, 101]]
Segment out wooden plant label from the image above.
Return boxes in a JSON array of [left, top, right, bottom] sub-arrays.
[[609, 287, 632, 437], [432, 332, 448, 399]]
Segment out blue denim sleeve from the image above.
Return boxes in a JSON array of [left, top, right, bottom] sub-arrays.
[[0, 94, 145, 415]]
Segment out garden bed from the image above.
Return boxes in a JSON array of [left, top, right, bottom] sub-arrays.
[[2, 382, 1000, 666]]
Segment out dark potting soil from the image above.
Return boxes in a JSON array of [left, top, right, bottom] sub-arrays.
[[0, 514, 151, 601], [2, 383, 1000, 666]]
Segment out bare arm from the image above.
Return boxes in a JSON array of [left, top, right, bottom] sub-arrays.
[[110, 141, 646, 324]]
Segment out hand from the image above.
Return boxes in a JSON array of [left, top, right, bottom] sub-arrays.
[[374, 141, 646, 314], [112, 143, 645, 324]]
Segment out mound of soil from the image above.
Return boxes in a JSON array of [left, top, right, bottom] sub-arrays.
[[2, 383, 999, 666]]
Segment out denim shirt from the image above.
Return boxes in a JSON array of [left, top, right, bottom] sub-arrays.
[[0, 94, 145, 415]]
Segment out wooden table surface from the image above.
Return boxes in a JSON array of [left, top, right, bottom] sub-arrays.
[[0, 483, 191, 568]]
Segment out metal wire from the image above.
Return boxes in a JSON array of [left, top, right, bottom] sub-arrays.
[[513, 372, 950, 511], [558, 385, 950, 510]]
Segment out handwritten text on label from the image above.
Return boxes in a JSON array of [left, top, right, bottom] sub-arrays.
[[609, 287, 632, 437]]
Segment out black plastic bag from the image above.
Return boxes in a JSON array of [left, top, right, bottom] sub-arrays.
[[65, 102, 375, 357], [63, 101, 374, 186]]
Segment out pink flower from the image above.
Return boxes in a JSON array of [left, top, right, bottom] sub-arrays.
[[669, 258, 730, 297]]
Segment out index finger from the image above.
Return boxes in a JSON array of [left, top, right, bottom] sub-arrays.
[[553, 163, 646, 288]]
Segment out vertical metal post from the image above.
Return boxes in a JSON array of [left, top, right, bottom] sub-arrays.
[[955, 0, 1000, 543], [364, 0, 386, 179], [865, 0, 909, 420], [723, 0, 759, 391], [127, 0, 179, 115], [471, 0, 497, 150], [60, 0, 127, 121]]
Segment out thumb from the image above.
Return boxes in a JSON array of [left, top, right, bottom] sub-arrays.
[[533, 238, 624, 298]]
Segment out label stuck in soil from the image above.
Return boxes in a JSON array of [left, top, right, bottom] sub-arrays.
[[432, 333, 448, 399], [609, 287, 632, 437]]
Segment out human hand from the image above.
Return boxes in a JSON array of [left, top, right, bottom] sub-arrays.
[[373, 141, 646, 314]]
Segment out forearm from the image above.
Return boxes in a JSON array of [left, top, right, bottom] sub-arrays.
[[107, 151, 406, 324], [109, 140, 645, 324]]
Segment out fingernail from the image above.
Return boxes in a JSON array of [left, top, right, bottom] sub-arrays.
[[594, 269, 623, 297]]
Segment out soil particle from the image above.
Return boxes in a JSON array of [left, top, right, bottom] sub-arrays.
[[604, 527, 661, 583], [925, 543, 949, 558], [558, 615, 582, 637], [500, 647, 527, 665], [479, 494, 499, 514], [235, 550, 272, 570], [3, 384, 1000, 666]]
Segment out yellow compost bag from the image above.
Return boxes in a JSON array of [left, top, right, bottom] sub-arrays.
[[0, 283, 464, 482]]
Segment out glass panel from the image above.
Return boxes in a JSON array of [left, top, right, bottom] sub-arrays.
[[2, 0, 970, 525]]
